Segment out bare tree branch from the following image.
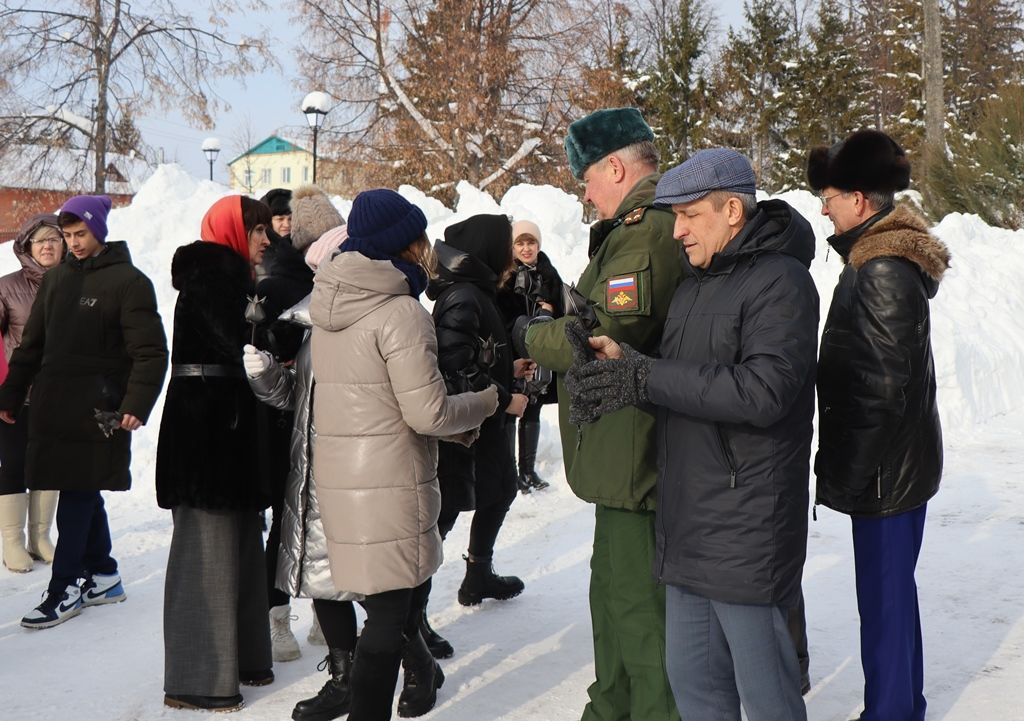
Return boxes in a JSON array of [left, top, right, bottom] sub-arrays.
[[0, 0, 274, 192]]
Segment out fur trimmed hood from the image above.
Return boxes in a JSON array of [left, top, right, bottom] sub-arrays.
[[848, 204, 951, 284]]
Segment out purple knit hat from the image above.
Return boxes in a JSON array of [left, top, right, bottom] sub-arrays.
[[60, 195, 113, 243]]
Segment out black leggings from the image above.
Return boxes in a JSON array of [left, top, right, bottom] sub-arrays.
[[437, 502, 509, 558], [312, 599, 358, 652], [312, 580, 431, 654], [358, 580, 431, 655]]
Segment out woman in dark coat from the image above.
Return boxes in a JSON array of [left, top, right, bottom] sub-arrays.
[[427, 214, 531, 622], [0, 214, 65, 572], [156, 195, 274, 713], [496, 219, 564, 493]]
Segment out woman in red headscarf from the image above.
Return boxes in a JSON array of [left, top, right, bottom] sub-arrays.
[[155, 195, 274, 713]]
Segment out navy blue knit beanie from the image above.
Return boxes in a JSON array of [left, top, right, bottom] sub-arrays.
[[340, 189, 429, 296]]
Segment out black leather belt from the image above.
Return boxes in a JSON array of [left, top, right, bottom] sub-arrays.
[[170, 364, 245, 379]]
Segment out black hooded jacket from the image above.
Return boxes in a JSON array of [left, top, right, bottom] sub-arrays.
[[426, 214, 517, 512], [646, 199, 819, 606], [815, 204, 949, 517]]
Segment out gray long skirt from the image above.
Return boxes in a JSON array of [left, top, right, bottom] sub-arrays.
[[163, 505, 272, 697]]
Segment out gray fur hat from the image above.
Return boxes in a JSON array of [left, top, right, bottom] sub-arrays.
[[289, 185, 345, 252]]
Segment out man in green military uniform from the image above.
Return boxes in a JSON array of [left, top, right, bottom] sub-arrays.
[[525, 108, 682, 721]]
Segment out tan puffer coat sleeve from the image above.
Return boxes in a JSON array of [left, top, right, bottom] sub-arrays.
[[310, 252, 495, 596]]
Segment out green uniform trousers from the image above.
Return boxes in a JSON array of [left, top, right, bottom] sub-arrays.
[[582, 505, 681, 721]]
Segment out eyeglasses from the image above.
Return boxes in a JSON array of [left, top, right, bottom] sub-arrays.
[[819, 192, 844, 208], [30, 236, 63, 246]]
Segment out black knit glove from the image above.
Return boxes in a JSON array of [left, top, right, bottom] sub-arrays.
[[563, 319, 601, 425], [571, 343, 652, 418]]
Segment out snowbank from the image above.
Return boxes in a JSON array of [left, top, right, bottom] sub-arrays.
[[1, 167, 1023, 721], [1, 167, 1018, 438]]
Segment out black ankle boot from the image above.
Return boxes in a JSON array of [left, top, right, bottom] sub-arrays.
[[518, 421, 549, 491], [397, 631, 445, 718], [292, 647, 353, 721], [419, 608, 454, 659], [516, 473, 533, 494], [457, 554, 525, 606]]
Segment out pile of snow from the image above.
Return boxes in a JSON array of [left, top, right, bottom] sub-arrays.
[[0, 166, 1016, 443], [1, 166, 1023, 721]]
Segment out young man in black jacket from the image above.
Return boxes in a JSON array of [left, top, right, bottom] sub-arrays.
[[808, 130, 950, 721], [0, 194, 168, 630], [566, 148, 819, 721]]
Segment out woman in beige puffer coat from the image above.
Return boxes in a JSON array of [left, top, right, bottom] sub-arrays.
[[310, 188, 497, 721]]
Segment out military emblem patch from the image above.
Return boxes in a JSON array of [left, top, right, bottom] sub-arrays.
[[606, 275, 639, 311]]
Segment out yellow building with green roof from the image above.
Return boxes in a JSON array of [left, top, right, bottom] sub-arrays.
[[227, 135, 313, 194]]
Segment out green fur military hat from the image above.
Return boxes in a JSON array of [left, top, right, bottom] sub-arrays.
[[564, 108, 655, 179]]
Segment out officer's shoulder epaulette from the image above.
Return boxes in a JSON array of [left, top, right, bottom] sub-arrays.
[[621, 206, 647, 225]]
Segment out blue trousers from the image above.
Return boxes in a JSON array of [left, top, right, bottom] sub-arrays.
[[665, 587, 807, 721], [49, 490, 117, 595], [852, 504, 928, 721]]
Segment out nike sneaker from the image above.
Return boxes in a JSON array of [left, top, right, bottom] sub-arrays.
[[21, 584, 83, 629], [80, 572, 126, 606]]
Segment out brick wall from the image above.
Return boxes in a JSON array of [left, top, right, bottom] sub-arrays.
[[0, 188, 133, 243]]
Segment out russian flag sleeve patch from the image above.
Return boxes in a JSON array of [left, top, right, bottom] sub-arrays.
[[606, 274, 639, 312]]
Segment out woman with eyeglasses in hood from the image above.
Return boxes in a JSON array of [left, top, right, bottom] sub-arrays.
[[0, 215, 65, 573]]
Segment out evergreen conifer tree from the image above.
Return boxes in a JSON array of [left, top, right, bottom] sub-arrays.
[[944, 0, 1024, 127], [639, 0, 713, 167], [709, 0, 797, 189], [858, 0, 925, 153]]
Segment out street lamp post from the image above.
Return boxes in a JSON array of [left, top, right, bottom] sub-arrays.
[[301, 91, 330, 183], [202, 137, 221, 182]]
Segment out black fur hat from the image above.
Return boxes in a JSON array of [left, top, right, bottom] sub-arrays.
[[806, 130, 911, 193], [260, 188, 293, 217]]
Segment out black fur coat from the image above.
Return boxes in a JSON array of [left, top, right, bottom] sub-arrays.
[[155, 241, 270, 511]]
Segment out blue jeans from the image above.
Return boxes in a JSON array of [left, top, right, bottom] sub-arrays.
[[665, 586, 806, 721], [852, 504, 928, 721], [49, 490, 117, 595]]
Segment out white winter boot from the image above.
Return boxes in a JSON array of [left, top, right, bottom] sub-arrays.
[[307, 613, 327, 646], [1, 493, 33, 573], [27, 490, 58, 563], [270, 604, 301, 661]]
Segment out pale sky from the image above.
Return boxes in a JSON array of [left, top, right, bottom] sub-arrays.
[[138, 1, 749, 185]]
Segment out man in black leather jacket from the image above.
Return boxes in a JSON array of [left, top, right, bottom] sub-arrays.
[[808, 130, 950, 721]]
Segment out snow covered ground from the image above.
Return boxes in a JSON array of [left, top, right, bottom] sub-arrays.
[[1, 167, 1023, 720]]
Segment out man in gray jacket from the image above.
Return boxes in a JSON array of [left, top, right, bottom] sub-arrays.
[[567, 148, 819, 721]]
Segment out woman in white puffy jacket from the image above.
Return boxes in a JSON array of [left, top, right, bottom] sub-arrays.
[[308, 189, 497, 721]]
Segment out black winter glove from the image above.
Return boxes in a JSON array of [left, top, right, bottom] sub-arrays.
[[511, 313, 553, 359], [563, 319, 601, 425], [570, 343, 652, 418]]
